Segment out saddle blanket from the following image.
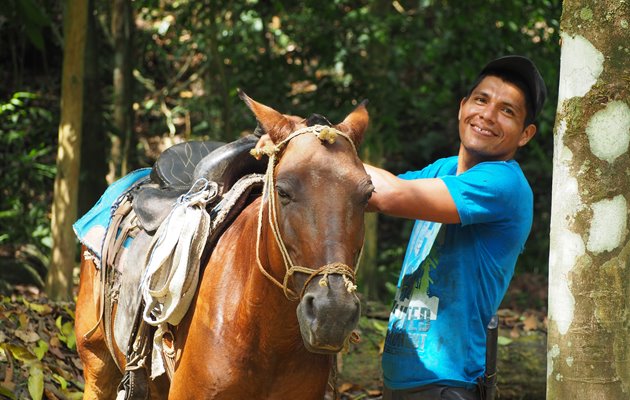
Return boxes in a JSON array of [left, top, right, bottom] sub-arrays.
[[73, 168, 151, 259]]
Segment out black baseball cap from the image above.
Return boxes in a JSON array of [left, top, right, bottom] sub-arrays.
[[479, 55, 547, 121]]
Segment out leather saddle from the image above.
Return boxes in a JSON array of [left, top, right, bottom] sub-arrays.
[[132, 134, 267, 232]]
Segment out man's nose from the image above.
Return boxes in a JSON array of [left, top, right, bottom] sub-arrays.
[[479, 104, 498, 122]]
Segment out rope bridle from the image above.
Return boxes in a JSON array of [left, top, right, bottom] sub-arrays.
[[251, 124, 364, 301]]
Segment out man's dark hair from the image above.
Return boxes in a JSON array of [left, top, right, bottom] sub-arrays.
[[466, 69, 535, 127]]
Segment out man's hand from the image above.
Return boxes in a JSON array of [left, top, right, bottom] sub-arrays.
[[364, 164, 460, 224]]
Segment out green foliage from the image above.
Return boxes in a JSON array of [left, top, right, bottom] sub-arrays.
[[0, 92, 57, 287], [0, 0, 560, 290], [0, 294, 84, 398], [128, 1, 560, 282], [1, 0, 51, 50], [0, 0, 62, 98]]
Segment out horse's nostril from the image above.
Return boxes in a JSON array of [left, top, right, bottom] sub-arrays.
[[302, 293, 316, 320]]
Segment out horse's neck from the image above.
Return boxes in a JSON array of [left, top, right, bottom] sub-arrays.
[[209, 198, 302, 348]]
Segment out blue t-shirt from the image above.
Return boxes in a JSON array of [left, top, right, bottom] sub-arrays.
[[382, 156, 533, 390]]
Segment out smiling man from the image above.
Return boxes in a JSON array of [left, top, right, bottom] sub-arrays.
[[365, 56, 547, 400]]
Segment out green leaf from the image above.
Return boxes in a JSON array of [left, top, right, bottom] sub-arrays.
[[33, 340, 48, 360], [497, 336, 513, 346], [56, 317, 77, 350], [22, 298, 53, 315], [0, 385, 16, 400], [16, 0, 50, 27], [63, 390, 85, 400], [5, 343, 37, 362], [27, 363, 44, 400], [52, 374, 68, 390]]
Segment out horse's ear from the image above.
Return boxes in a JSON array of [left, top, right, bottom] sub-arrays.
[[334, 100, 369, 147], [238, 89, 295, 143]]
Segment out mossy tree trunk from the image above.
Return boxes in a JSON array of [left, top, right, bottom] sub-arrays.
[[47, 0, 90, 300], [547, 1, 630, 399]]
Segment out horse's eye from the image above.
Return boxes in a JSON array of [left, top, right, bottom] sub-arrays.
[[277, 188, 289, 198], [360, 183, 375, 206], [276, 185, 292, 204]]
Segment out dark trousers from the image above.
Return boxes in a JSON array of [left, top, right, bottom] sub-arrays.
[[383, 385, 481, 400]]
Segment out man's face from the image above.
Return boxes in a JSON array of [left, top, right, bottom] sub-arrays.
[[457, 75, 536, 163]]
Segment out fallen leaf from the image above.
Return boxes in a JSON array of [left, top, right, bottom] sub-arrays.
[[28, 362, 44, 400], [48, 345, 66, 360], [33, 340, 49, 360], [49, 336, 61, 347], [497, 336, 513, 346], [22, 299, 53, 315], [44, 387, 61, 400], [15, 328, 41, 343], [5, 343, 37, 362], [0, 384, 16, 400], [523, 314, 538, 332], [338, 382, 356, 393]]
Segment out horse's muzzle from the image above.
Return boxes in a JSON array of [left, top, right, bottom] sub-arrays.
[[296, 275, 361, 354]]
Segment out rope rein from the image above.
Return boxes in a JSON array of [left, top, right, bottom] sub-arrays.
[[251, 125, 364, 301]]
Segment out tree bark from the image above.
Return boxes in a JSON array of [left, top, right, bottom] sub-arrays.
[[79, 0, 107, 216], [47, 0, 90, 300], [547, 1, 630, 399], [110, 0, 134, 181]]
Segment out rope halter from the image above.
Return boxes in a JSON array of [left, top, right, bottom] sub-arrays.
[[251, 124, 364, 301]]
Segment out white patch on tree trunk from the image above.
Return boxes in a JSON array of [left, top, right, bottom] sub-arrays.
[[557, 33, 604, 106], [587, 195, 628, 253], [547, 344, 561, 378], [586, 101, 630, 163], [549, 120, 584, 335]]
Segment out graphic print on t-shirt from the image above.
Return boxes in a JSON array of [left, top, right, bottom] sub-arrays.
[[385, 220, 443, 354]]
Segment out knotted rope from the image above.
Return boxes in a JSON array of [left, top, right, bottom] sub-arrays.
[[251, 125, 364, 301]]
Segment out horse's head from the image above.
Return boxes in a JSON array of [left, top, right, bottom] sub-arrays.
[[240, 90, 373, 354]]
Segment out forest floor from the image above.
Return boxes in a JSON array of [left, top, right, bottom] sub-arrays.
[[0, 273, 548, 400]]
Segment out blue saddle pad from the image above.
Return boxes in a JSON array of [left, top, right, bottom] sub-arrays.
[[73, 168, 151, 259]]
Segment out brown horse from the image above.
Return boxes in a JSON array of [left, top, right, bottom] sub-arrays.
[[74, 93, 373, 399]]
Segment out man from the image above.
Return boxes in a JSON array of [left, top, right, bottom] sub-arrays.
[[364, 55, 547, 400]]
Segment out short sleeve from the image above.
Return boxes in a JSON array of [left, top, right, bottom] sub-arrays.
[[398, 157, 458, 181], [440, 161, 531, 226]]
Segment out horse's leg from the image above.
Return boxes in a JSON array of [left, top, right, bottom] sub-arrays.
[[74, 256, 122, 399]]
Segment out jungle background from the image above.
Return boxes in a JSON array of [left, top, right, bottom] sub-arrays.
[[1, 0, 561, 398]]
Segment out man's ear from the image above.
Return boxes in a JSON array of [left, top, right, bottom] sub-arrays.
[[518, 124, 537, 147]]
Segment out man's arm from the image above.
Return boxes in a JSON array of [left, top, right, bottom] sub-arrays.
[[364, 164, 461, 224]]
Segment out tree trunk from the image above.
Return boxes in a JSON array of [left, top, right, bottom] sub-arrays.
[[79, 0, 107, 216], [359, 144, 383, 301], [110, 0, 134, 181], [547, 1, 630, 399], [46, 0, 90, 300]]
